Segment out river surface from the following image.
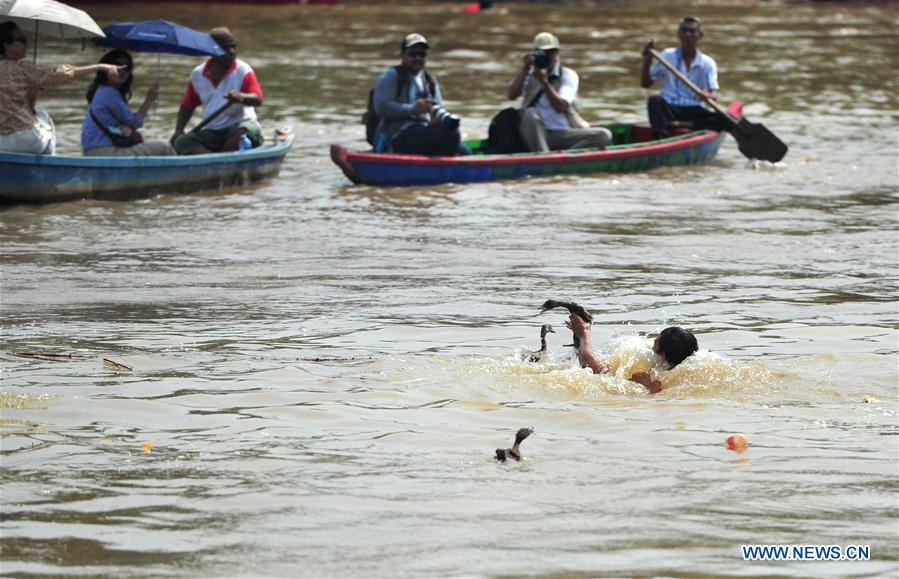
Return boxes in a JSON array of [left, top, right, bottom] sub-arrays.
[[1, 1, 897, 577]]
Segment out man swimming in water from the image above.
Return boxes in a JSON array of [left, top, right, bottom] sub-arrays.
[[567, 314, 698, 394]]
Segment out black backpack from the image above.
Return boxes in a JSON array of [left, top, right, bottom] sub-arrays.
[[486, 85, 549, 154], [487, 108, 528, 154], [362, 66, 435, 146], [362, 88, 379, 146]]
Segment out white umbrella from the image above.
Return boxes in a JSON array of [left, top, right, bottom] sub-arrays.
[[0, 0, 106, 61]]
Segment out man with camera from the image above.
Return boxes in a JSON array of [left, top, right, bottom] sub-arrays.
[[640, 16, 728, 139], [370, 33, 469, 156], [506, 32, 611, 153]]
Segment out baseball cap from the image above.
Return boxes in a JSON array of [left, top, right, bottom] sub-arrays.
[[533, 32, 560, 51], [402, 33, 429, 51], [210, 27, 236, 48]]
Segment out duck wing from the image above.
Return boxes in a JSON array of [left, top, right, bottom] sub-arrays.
[[539, 300, 593, 322], [526, 351, 543, 363], [540, 300, 593, 349]]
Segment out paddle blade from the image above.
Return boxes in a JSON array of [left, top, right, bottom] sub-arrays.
[[731, 119, 788, 163]]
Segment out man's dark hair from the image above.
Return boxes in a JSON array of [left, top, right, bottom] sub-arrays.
[[1, 21, 19, 56], [657, 326, 698, 368], [680, 16, 704, 32]]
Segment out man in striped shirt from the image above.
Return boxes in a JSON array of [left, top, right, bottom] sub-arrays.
[[640, 16, 727, 139]]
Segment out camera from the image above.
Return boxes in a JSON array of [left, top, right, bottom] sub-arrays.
[[430, 103, 461, 130], [533, 49, 551, 70]]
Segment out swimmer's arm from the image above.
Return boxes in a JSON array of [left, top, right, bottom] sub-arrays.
[[569, 314, 611, 374], [630, 372, 663, 394], [575, 334, 611, 375], [579, 349, 611, 375]]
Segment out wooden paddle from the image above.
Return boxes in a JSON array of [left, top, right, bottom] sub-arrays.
[[649, 48, 788, 163], [190, 101, 236, 133]]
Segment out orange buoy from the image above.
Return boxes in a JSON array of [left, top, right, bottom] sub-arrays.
[[142, 441, 152, 454], [725, 433, 748, 451]]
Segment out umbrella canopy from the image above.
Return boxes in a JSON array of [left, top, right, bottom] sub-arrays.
[[92, 19, 224, 57], [0, 0, 105, 38]]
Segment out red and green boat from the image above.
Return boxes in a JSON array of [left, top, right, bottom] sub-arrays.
[[332, 101, 741, 186]]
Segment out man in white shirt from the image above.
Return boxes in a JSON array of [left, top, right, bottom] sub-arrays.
[[506, 32, 612, 153], [171, 27, 264, 155]]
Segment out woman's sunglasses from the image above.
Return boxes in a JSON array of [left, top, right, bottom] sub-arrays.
[[408, 51, 427, 58]]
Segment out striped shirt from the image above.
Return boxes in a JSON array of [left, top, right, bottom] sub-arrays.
[[180, 58, 262, 131], [650, 47, 718, 107]]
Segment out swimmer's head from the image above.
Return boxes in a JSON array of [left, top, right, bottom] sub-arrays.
[[652, 326, 698, 368]]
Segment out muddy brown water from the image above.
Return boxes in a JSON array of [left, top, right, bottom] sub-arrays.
[[1, 1, 896, 576]]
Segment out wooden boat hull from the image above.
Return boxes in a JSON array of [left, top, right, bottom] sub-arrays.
[[0, 136, 293, 204], [331, 102, 741, 187]]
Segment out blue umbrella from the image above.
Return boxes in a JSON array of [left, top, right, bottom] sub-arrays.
[[92, 19, 225, 83], [92, 19, 224, 57]]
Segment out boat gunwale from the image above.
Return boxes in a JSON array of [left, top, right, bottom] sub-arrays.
[[0, 136, 294, 168]]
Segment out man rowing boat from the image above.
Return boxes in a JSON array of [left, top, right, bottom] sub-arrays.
[[171, 27, 264, 155], [640, 16, 728, 139]]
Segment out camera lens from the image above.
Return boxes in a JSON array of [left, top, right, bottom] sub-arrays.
[[533, 50, 550, 70], [442, 114, 460, 130], [431, 104, 461, 130]]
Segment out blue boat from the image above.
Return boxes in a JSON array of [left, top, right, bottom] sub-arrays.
[[0, 135, 293, 204]]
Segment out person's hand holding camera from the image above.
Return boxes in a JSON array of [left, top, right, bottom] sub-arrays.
[[414, 98, 433, 114], [521, 51, 535, 70]]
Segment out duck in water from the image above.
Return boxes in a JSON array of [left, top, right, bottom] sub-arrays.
[[524, 324, 555, 362], [539, 300, 593, 350], [495, 427, 534, 462]]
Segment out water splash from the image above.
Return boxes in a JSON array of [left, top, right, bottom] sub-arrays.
[[453, 334, 778, 401]]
